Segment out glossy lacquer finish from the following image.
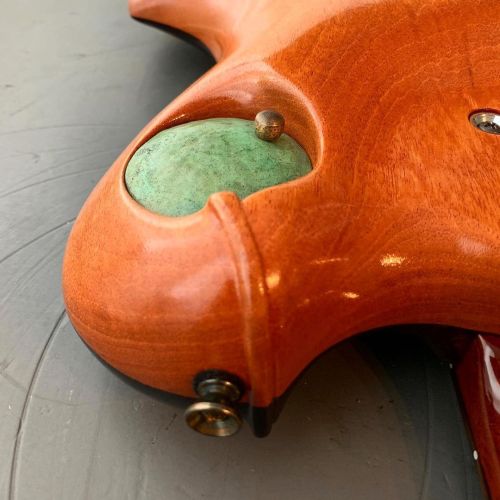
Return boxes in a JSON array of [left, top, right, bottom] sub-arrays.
[[456, 335, 500, 500], [63, 0, 500, 456]]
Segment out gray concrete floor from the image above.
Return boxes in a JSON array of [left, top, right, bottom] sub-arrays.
[[0, 1, 487, 499]]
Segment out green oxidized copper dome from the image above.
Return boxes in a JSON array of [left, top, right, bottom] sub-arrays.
[[125, 118, 311, 216]]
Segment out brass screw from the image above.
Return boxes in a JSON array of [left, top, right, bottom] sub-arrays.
[[184, 377, 243, 437], [255, 110, 285, 141]]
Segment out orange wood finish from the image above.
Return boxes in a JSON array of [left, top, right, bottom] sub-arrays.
[[63, 0, 500, 436]]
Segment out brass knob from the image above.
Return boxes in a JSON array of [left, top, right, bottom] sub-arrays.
[[255, 110, 285, 141], [184, 376, 243, 437]]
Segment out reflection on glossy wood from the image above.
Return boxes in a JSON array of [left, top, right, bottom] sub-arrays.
[[64, 0, 500, 455], [456, 334, 500, 500]]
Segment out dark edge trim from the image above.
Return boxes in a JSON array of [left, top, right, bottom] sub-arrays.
[[131, 16, 215, 62]]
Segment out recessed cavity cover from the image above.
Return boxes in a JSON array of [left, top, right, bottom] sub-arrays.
[[125, 118, 312, 216]]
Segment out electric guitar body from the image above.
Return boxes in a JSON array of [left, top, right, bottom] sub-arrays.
[[62, 0, 500, 495]]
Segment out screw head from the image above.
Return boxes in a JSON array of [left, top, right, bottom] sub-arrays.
[[469, 111, 500, 135], [255, 110, 285, 141], [184, 401, 242, 437]]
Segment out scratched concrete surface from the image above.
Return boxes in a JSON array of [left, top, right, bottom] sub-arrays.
[[0, 1, 486, 499]]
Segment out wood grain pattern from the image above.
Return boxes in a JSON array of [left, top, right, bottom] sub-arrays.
[[63, 0, 500, 445]]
